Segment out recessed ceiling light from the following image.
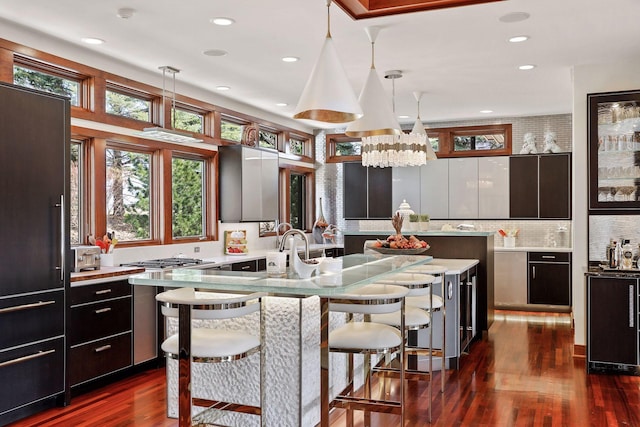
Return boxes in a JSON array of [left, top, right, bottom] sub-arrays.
[[282, 56, 299, 63], [216, 86, 230, 91], [508, 35, 529, 43], [518, 64, 536, 70], [116, 7, 135, 19], [398, 115, 410, 119], [276, 103, 288, 107], [480, 110, 493, 114], [499, 12, 530, 23], [210, 17, 235, 26], [81, 37, 105, 45], [203, 49, 228, 57]]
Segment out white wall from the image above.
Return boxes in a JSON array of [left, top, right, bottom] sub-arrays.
[[572, 60, 640, 346]]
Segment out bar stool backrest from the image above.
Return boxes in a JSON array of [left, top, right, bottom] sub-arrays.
[[330, 283, 409, 314], [156, 287, 263, 320]]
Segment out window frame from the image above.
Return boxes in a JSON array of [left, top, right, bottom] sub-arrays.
[[172, 102, 207, 135], [325, 133, 362, 163], [69, 139, 88, 245], [279, 164, 315, 233], [220, 115, 250, 144], [427, 123, 513, 157], [170, 153, 210, 242], [105, 82, 154, 123]]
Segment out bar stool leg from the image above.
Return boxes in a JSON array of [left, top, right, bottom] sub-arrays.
[[440, 272, 446, 393]]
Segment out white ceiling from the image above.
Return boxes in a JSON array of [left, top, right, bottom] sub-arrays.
[[0, 0, 639, 130]]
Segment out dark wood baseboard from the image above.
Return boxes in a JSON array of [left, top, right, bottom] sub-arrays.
[[574, 344, 586, 358]]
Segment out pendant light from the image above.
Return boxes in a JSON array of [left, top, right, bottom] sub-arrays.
[[293, 0, 362, 124], [141, 66, 203, 143], [411, 91, 437, 160], [345, 26, 401, 138]]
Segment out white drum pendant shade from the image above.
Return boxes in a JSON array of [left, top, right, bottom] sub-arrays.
[[293, 35, 363, 123], [345, 67, 402, 137]]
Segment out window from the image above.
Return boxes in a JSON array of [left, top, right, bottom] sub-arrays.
[[13, 64, 81, 106], [172, 107, 204, 134], [289, 137, 305, 156], [220, 118, 245, 142], [106, 147, 152, 241], [325, 133, 362, 163], [105, 86, 151, 122], [429, 124, 512, 157], [70, 140, 83, 244], [290, 173, 307, 229], [172, 157, 205, 239], [259, 129, 278, 150]]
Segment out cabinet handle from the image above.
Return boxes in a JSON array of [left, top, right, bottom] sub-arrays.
[[0, 349, 55, 368], [95, 307, 112, 314], [94, 345, 112, 353], [0, 300, 55, 314], [630, 285, 635, 328], [541, 255, 556, 259], [241, 265, 251, 270], [55, 194, 64, 283], [532, 266, 536, 279], [95, 289, 112, 295]]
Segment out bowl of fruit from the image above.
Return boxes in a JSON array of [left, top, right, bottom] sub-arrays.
[[370, 213, 430, 255]]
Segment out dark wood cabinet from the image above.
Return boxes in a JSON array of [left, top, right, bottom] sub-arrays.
[[344, 162, 392, 219], [68, 280, 132, 387], [509, 154, 571, 219], [231, 258, 265, 272], [527, 252, 572, 306], [0, 83, 70, 424], [587, 276, 638, 372]]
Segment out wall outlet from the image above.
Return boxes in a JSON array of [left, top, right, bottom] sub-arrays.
[[194, 246, 200, 253]]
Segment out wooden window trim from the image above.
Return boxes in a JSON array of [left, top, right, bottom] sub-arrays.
[[325, 133, 362, 163], [428, 123, 512, 157], [279, 164, 315, 234]]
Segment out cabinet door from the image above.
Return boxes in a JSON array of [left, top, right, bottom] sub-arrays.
[[260, 150, 279, 221], [528, 261, 571, 305], [478, 157, 509, 218], [539, 154, 571, 218], [392, 166, 421, 217], [368, 167, 392, 219], [494, 251, 527, 306], [420, 159, 449, 219], [588, 277, 637, 365], [509, 156, 538, 218], [448, 158, 478, 219], [241, 147, 263, 221], [344, 162, 368, 219]]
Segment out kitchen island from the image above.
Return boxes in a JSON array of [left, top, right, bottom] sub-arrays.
[[129, 253, 433, 427], [344, 231, 495, 335]]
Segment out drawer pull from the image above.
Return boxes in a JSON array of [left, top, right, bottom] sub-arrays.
[[541, 255, 556, 259], [95, 289, 112, 295], [95, 307, 112, 314], [0, 300, 55, 314], [0, 349, 55, 368], [94, 345, 112, 353], [241, 265, 251, 270]]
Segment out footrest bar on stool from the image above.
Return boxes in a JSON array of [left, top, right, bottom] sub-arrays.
[[192, 398, 262, 416], [332, 395, 402, 414]]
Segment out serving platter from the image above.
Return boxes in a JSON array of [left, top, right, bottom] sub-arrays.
[[370, 245, 430, 255]]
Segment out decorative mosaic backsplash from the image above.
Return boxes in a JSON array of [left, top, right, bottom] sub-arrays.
[[588, 215, 640, 262]]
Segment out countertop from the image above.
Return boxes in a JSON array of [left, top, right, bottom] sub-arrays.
[[429, 258, 479, 275], [494, 246, 572, 253], [199, 243, 343, 265], [70, 266, 145, 283], [584, 265, 640, 277], [343, 230, 495, 237]]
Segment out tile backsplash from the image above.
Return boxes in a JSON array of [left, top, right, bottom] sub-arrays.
[[589, 215, 640, 261]]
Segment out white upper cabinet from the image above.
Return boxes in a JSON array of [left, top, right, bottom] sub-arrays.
[[478, 157, 510, 218], [421, 159, 449, 219], [448, 158, 478, 218], [392, 166, 421, 216]]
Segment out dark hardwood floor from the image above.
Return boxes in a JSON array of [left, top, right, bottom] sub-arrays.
[[9, 311, 640, 427]]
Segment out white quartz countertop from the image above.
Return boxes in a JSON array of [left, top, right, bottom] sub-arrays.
[[494, 246, 572, 253], [430, 258, 479, 274], [199, 243, 343, 266]]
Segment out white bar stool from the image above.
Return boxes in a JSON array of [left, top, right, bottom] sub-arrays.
[[404, 264, 448, 393], [328, 283, 409, 426], [156, 287, 265, 426], [373, 272, 437, 422]]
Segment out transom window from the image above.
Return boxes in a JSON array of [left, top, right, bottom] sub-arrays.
[[259, 129, 278, 150], [105, 85, 151, 122], [172, 106, 205, 134], [220, 117, 246, 142], [172, 156, 205, 239], [289, 138, 305, 156], [106, 146, 152, 241], [13, 64, 81, 106]]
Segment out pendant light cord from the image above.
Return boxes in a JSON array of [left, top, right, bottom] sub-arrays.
[[326, 0, 332, 38]]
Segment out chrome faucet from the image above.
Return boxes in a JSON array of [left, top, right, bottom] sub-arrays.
[[278, 229, 310, 260], [275, 222, 292, 249]]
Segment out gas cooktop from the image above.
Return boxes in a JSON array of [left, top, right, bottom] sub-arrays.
[[121, 257, 203, 269]]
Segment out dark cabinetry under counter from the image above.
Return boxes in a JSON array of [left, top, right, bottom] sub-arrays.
[[587, 275, 639, 373], [68, 280, 132, 387], [528, 252, 572, 306]]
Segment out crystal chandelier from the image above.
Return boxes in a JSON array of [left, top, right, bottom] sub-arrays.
[[360, 70, 428, 168]]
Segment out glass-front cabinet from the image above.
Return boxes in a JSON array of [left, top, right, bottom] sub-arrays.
[[589, 89, 640, 211]]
